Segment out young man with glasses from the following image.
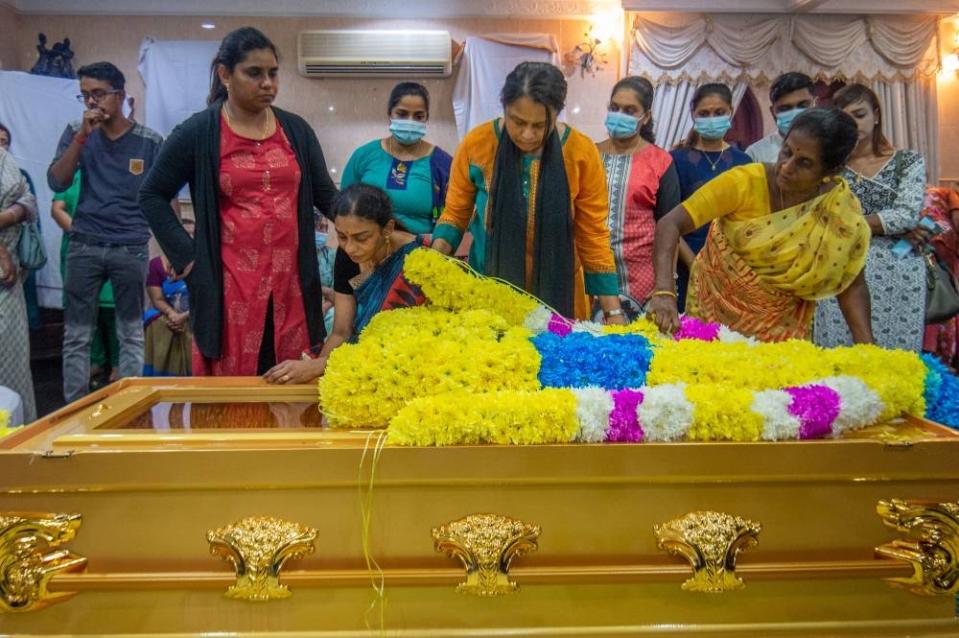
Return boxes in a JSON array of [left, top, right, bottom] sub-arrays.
[[47, 61, 164, 402]]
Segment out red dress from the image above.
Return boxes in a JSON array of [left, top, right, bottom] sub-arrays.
[[192, 116, 309, 375]]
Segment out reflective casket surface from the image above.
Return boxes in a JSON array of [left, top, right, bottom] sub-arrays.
[[0, 377, 957, 637]]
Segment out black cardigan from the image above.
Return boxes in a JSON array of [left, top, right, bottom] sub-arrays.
[[139, 101, 337, 359]]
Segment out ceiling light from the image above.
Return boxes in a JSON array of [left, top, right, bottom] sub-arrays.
[[201, 23, 216, 30]]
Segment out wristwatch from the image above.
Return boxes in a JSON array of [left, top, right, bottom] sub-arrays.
[[603, 308, 624, 319]]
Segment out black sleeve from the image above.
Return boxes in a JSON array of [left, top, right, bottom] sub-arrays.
[[333, 248, 360, 295], [138, 120, 197, 274], [306, 124, 338, 220], [654, 162, 682, 221]]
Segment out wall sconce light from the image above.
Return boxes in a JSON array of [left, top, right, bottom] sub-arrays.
[[565, 26, 608, 78]]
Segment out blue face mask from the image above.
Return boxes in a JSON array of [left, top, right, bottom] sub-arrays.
[[605, 111, 641, 139], [314, 231, 328, 248], [775, 107, 807, 136], [390, 119, 427, 146], [693, 115, 732, 141]]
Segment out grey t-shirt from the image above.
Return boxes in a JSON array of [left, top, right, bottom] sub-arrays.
[[49, 121, 163, 245]]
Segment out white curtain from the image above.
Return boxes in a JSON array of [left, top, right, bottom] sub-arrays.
[[872, 76, 937, 183], [138, 38, 220, 139], [452, 35, 560, 140], [630, 13, 939, 82], [628, 12, 941, 175], [0, 71, 82, 307], [651, 79, 748, 151]]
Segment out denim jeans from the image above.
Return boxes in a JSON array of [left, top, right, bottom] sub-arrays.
[[63, 238, 148, 403]]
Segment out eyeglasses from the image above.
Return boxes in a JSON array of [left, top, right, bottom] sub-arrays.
[[76, 89, 121, 104]]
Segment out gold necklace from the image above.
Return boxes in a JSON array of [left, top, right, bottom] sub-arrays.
[[699, 143, 727, 171], [223, 103, 273, 139]]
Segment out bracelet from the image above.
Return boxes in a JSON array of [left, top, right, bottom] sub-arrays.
[[650, 290, 678, 299], [603, 308, 624, 318], [73, 132, 87, 146]]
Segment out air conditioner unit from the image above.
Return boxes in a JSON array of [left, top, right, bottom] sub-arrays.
[[298, 30, 452, 78]]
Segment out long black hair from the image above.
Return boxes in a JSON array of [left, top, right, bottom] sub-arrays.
[[500, 61, 567, 121], [679, 82, 733, 148], [610, 76, 656, 143], [208, 27, 278, 105]]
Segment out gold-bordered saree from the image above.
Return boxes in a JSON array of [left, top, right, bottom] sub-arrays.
[[687, 177, 870, 341]]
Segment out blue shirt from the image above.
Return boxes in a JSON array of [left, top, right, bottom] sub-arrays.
[[670, 146, 753, 254], [50, 121, 163, 245]]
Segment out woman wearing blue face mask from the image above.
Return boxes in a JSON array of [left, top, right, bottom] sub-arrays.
[[340, 82, 452, 235], [669, 83, 752, 310], [597, 76, 680, 314]]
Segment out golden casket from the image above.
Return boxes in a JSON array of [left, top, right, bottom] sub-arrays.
[[0, 377, 957, 637]]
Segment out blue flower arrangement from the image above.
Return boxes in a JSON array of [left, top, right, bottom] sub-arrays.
[[532, 332, 654, 390], [921, 354, 959, 429]]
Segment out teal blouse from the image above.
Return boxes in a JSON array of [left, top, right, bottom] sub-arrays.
[[341, 139, 439, 235]]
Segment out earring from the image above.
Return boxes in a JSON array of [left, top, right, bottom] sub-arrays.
[[822, 176, 831, 184]]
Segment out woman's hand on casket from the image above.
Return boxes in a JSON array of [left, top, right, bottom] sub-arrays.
[[647, 293, 680, 335], [264, 357, 327, 384]]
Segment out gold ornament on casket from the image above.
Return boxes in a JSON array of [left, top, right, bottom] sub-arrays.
[[0, 512, 86, 613], [876, 498, 959, 596], [207, 516, 317, 601], [655, 510, 761, 593], [432, 513, 540, 597]]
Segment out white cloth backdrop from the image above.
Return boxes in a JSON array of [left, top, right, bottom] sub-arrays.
[[0, 71, 82, 307], [138, 38, 220, 140], [452, 35, 560, 140], [628, 12, 940, 177]]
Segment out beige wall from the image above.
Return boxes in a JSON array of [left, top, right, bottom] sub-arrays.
[[0, 3, 20, 69], [11, 14, 622, 176]]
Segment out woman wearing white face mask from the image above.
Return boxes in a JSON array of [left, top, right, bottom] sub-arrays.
[[340, 82, 452, 235], [597, 77, 680, 315], [669, 83, 752, 310]]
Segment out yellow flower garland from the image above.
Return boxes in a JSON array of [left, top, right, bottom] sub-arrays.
[[685, 384, 765, 441], [388, 389, 580, 446], [402, 249, 539, 326], [647, 340, 925, 421], [319, 307, 541, 428]]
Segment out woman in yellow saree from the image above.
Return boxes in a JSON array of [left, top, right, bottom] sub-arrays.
[[648, 108, 874, 343]]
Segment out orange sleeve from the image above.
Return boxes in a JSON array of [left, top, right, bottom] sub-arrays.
[[433, 127, 484, 248], [568, 131, 618, 295]]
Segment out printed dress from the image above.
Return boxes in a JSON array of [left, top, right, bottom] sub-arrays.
[[814, 150, 927, 351]]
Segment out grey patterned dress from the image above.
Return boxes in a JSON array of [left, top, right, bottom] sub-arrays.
[[813, 150, 927, 351], [0, 149, 37, 424]]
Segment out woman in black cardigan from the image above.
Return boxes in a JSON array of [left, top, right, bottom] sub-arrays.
[[140, 27, 336, 378]]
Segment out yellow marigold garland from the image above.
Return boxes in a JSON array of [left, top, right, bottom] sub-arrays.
[[319, 307, 540, 428], [647, 339, 926, 420], [685, 384, 765, 441], [388, 389, 579, 446], [402, 248, 539, 326]]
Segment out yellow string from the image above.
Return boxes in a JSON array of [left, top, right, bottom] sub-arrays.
[[359, 428, 389, 634]]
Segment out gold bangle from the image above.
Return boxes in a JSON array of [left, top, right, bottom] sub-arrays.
[[650, 290, 677, 299]]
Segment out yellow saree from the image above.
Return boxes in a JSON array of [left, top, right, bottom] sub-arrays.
[[684, 165, 869, 341]]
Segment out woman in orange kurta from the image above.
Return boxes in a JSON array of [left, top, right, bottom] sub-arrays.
[[432, 62, 623, 322]]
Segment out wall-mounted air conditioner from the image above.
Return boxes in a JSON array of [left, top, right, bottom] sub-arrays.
[[298, 30, 452, 78]]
